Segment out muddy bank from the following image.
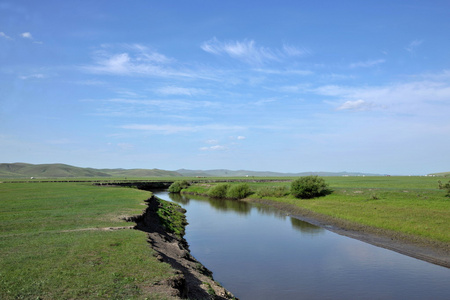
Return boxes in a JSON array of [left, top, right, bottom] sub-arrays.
[[126, 195, 237, 300], [245, 198, 450, 268]]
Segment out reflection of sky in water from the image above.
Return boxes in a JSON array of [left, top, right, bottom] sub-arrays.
[[156, 191, 450, 300]]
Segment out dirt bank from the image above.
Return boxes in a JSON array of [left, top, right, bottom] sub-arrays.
[[245, 198, 450, 268], [126, 196, 237, 300]]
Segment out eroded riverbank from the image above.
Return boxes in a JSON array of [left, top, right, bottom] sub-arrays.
[[126, 195, 237, 299]]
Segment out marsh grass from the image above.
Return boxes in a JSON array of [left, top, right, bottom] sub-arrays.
[[0, 182, 176, 299]]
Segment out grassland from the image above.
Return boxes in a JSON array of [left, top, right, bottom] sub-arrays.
[[0, 182, 178, 299], [1, 176, 448, 299]]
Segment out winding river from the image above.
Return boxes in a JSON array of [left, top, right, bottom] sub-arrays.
[[153, 191, 450, 300]]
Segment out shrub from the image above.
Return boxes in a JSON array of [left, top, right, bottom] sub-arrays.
[[226, 183, 252, 199], [438, 180, 450, 197], [207, 183, 230, 198], [256, 186, 289, 198], [290, 175, 332, 199], [168, 180, 190, 193]]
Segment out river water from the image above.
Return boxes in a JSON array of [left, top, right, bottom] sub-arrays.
[[153, 191, 450, 300]]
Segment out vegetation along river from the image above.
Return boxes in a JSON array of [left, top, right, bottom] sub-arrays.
[[153, 191, 450, 300]]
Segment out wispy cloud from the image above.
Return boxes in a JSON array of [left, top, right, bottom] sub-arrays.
[[349, 59, 385, 68], [282, 44, 311, 56], [156, 86, 205, 96], [20, 32, 42, 44], [121, 124, 195, 134], [201, 37, 308, 65], [200, 145, 227, 151], [316, 73, 450, 116], [336, 99, 374, 111], [405, 39, 423, 53], [0, 32, 12, 40], [19, 73, 45, 80], [253, 68, 312, 76], [106, 98, 217, 111], [199, 136, 245, 151], [83, 44, 210, 79], [121, 123, 246, 134]]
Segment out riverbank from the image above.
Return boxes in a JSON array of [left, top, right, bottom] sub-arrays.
[[128, 195, 237, 299], [245, 198, 449, 268]]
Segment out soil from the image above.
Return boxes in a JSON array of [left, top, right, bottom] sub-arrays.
[[127, 196, 237, 300], [245, 198, 450, 268]]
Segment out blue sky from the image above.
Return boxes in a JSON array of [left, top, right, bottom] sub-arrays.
[[1, 0, 449, 175]]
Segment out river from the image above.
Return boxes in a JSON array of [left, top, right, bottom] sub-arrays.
[[153, 191, 450, 300]]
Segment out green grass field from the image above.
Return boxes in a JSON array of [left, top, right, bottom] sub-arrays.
[[1, 176, 449, 299], [0, 182, 176, 300]]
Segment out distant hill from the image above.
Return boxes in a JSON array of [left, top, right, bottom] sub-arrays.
[[428, 171, 450, 177], [0, 163, 386, 179], [176, 169, 382, 177], [0, 163, 181, 178], [97, 168, 181, 177]]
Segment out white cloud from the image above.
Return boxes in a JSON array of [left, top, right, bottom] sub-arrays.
[[205, 139, 219, 144], [200, 145, 227, 151], [20, 32, 32, 39], [19, 32, 43, 44], [349, 59, 385, 68], [156, 86, 205, 96], [337, 99, 373, 111], [19, 73, 45, 80], [201, 37, 307, 65], [106, 98, 217, 111], [121, 124, 195, 134], [83, 44, 200, 78], [253, 68, 313, 76], [201, 37, 278, 65], [0, 32, 12, 39], [121, 123, 246, 134], [237, 136, 246, 140], [315, 73, 450, 116]]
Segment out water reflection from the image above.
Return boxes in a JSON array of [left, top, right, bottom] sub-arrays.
[[168, 192, 251, 215], [290, 217, 325, 236]]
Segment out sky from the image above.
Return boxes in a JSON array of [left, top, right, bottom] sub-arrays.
[[1, 0, 449, 175]]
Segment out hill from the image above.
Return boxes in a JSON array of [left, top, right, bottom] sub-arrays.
[[428, 171, 450, 177], [98, 168, 182, 177], [0, 163, 181, 178], [0, 163, 388, 179], [176, 169, 382, 177]]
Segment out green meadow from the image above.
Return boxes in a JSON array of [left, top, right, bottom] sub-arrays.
[[0, 182, 176, 300], [1, 176, 449, 299]]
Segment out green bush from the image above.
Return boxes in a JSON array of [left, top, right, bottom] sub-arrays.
[[256, 186, 289, 198], [207, 183, 230, 198], [168, 180, 190, 193], [438, 180, 450, 197], [226, 183, 252, 199], [290, 175, 332, 199]]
